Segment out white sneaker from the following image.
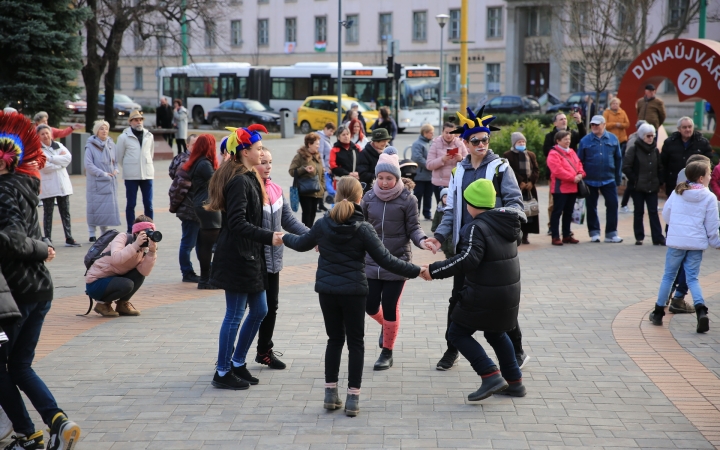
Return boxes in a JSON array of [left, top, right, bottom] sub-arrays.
[[620, 206, 630, 213], [590, 235, 601, 243], [604, 236, 624, 243], [0, 407, 13, 442]]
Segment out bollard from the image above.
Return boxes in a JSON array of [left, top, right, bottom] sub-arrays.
[[280, 110, 295, 139], [68, 132, 90, 175]]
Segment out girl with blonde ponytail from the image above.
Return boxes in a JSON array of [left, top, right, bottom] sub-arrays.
[[282, 176, 426, 417]]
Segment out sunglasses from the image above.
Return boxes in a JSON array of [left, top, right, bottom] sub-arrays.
[[590, 123, 603, 127], [645, 134, 656, 139], [469, 136, 490, 146]]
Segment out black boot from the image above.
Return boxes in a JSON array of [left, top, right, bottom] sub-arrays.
[[468, 371, 508, 401], [323, 387, 342, 410], [696, 304, 709, 333], [494, 379, 526, 397], [345, 393, 360, 417], [198, 276, 219, 290], [649, 305, 665, 326], [378, 328, 383, 349], [373, 348, 393, 371]]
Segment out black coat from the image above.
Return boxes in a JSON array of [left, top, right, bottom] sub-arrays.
[[210, 171, 274, 293], [503, 149, 540, 235], [282, 203, 420, 296], [189, 157, 222, 229], [0, 173, 53, 304], [330, 141, 362, 178], [357, 142, 380, 192], [157, 104, 174, 128], [622, 140, 664, 194], [429, 208, 522, 332], [661, 131, 713, 195], [542, 124, 587, 174], [0, 262, 20, 326]]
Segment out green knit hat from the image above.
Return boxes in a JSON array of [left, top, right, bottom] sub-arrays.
[[463, 178, 496, 210]]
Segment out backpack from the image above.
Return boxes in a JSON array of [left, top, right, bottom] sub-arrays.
[[82, 229, 133, 315]]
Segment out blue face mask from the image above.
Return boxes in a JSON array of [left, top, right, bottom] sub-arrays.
[[515, 145, 526, 151]]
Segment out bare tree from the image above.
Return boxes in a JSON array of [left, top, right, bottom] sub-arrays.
[[79, 0, 224, 129]]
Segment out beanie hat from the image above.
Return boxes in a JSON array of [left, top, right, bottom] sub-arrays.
[[439, 187, 449, 199], [637, 123, 656, 137], [463, 178, 496, 210], [375, 146, 401, 179], [511, 132, 526, 148]]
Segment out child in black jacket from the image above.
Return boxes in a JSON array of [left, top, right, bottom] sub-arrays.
[[283, 176, 425, 417], [422, 178, 526, 401]]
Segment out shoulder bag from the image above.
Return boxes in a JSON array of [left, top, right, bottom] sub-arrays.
[[293, 167, 321, 196], [553, 149, 589, 198]]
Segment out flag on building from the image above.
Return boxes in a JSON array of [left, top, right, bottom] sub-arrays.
[[314, 41, 327, 52], [284, 42, 296, 54]]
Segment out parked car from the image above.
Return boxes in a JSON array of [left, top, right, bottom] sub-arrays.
[[482, 95, 541, 115], [98, 93, 141, 119], [546, 91, 609, 114], [207, 99, 282, 131], [65, 94, 87, 114], [296, 95, 379, 134]]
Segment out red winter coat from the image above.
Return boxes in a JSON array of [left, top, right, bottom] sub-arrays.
[[547, 146, 586, 194], [710, 164, 720, 200]]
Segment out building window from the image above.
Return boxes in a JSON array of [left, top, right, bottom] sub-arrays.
[[114, 67, 121, 91], [258, 0, 268, 3], [315, 16, 327, 43], [413, 11, 427, 41], [379, 13, 392, 42], [133, 24, 144, 51], [346, 14, 359, 43], [204, 20, 216, 48], [486, 64, 500, 93], [570, 3, 588, 36], [285, 18, 297, 43], [487, 7, 503, 38], [156, 23, 168, 52], [527, 7, 551, 37], [569, 61, 585, 92], [258, 19, 269, 46], [617, 4, 634, 33], [230, 20, 242, 46], [668, 0, 689, 27], [449, 9, 460, 40], [664, 79, 677, 94], [448, 63, 460, 93], [134, 67, 143, 91]]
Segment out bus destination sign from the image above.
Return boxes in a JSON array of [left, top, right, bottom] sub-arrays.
[[406, 69, 440, 78], [344, 70, 374, 76]]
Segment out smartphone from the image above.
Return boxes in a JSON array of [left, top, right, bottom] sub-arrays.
[[447, 148, 458, 156]]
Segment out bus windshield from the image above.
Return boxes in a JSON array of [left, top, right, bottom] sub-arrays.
[[400, 78, 440, 110]]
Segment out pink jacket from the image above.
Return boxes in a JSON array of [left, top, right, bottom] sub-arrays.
[[710, 164, 720, 200], [547, 146, 586, 194], [426, 136, 468, 187], [85, 233, 157, 284]]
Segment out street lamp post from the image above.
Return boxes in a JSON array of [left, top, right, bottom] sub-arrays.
[[436, 14, 449, 128], [337, 1, 353, 126]]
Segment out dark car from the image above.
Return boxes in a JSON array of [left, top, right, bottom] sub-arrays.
[[98, 93, 141, 119], [546, 91, 609, 114], [207, 99, 281, 131], [483, 95, 541, 114]]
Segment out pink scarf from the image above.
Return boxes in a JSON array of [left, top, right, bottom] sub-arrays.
[[264, 179, 283, 205], [372, 178, 404, 202]]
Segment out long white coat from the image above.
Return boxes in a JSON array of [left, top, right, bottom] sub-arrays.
[[39, 142, 73, 199], [174, 106, 188, 140]]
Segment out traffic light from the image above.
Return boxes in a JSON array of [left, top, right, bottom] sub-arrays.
[[386, 56, 394, 76], [393, 62, 402, 81]]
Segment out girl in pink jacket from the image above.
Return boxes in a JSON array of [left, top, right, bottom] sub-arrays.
[[546, 130, 586, 246], [426, 123, 468, 193]]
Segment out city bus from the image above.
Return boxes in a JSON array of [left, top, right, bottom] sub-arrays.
[[158, 62, 441, 130]]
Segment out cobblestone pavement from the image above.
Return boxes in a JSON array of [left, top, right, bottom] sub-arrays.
[[3, 132, 720, 449]]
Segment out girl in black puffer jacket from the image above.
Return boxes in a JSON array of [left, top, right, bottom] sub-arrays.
[[283, 176, 423, 418]]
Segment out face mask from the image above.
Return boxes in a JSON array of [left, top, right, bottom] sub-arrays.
[[515, 145, 526, 152]]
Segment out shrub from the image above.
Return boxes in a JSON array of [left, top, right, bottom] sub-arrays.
[[491, 118, 549, 180]]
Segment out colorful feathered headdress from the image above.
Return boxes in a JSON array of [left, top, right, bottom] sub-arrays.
[[0, 112, 44, 178], [224, 124, 268, 154], [451, 106, 501, 141]]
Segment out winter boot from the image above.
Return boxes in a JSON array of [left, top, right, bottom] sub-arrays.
[[468, 371, 508, 401], [649, 305, 665, 326], [494, 379, 527, 397], [696, 304, 709, 333], [373, 348, 393, 371], [669, 297, 695, 314], [93, 302, 119, 317], [115, 301, 140, 316], [345, 393, 360, 417], [323, 387, 342, 410]]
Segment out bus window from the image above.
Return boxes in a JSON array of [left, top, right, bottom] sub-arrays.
[[353, 80, 374, 104], [400, 78, 440, 110], [271, 78, 293, 99], [293, 78, 310, 100], [238, 78, 248, 98], [163, 78, 171, 97], [188, 77, 218, 97]]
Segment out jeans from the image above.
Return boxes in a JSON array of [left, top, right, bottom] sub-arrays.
[[90, 268, 145, 303], [413, 180, 434, 219], [42, 195, 73, 241], [0, 301, 62, 436], [217, 290, 268, 372], [125, 179, 154, 232], [179, 219, 200, 275], [550, 193, 577, 239], [448, 322, 521, 382], [630, 191, 664, 243], [319, 294, 366, 389], [586, 182, 619, 238], [257, 272, 280, 354], [656, 248, 705, 307]]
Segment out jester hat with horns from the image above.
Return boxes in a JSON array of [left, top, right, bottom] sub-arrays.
[[451, 106, 501, 141], [224, 124, 268, 154], [0, 111, 44, 178]]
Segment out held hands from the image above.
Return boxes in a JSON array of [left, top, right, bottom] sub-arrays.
[[419, 265, 432, 281], [425, 237, 441, 251], [272, 232, 284, 246], [45, 247, 56, 263], [420, 239, 437, 254]]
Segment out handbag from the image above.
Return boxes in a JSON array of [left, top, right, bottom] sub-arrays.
[[294, 169, 321, 195], [553, 148, 589, 199], [523, 197, 539, 217], [289, 185, 300, 212]]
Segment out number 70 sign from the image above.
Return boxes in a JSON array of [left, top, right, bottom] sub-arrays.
[[678, 68, 701, 96]]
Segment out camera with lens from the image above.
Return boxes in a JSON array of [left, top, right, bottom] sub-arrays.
[[140, 229, 162, 247]]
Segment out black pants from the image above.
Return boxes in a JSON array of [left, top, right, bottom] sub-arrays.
[[446, 273, 523, 355], [319, 293, 366, 389], [257, 272, 280, 353], [175, 138, 187, 155], [197, 228, 220, 280], [165, 132, 174, 150], [366, 279, 405, 321], [299, 196, 317, 229], [550, 193, 577, 239], [432, 184, 445, 203], [413, 180, 434, 219], [42, 196, 73, 241], [631, 191, 664, 243], [97, 269, 145, 303]]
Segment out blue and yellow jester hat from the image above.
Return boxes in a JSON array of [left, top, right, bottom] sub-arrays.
[[451, 106, 501, 141], [224, 124, 268, 154]]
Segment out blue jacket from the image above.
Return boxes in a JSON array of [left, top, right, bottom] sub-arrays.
[[577, 131, 622, 187]]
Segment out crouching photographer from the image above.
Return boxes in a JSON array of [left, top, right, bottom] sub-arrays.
[[85, 215, 159, 317]]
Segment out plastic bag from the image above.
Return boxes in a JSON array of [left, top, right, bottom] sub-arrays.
[[571, 198, 585, 225], [289, 185, 300, 212]]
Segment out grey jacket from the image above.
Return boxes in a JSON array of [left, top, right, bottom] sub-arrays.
[[361, 179, 427, 281], [434, 151, 525, 248], [84, 135, 121, 227], [411, 135, 433, 182], [174, 106, 189, 140], [262, 187, 310, 273]]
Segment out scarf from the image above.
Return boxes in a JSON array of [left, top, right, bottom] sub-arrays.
[[372, 178, 404, 202], [555, 144, 571, 153], [511, 147, 531, 179], [635, 139, 655, 154], [688, 182, 705, 190]]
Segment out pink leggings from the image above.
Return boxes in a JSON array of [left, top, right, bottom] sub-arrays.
[[366, 279, 405, 350]]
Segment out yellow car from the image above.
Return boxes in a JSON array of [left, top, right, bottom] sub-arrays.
[[296, 95, 378, 134]]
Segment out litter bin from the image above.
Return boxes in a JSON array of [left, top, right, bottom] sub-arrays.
[[280, 110, 294, 139], [59, 132, 90, 175]]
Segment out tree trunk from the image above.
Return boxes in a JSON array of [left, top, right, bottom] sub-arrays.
[[81, 0, 106, 131], [102, 23, 128, 129]]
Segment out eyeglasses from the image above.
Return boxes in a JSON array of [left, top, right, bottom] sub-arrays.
[[469, 136, 490, 146], [645, 134, 656, 139]]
